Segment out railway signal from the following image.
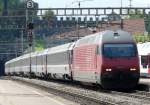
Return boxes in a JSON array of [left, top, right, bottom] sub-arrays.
[[27, 22, 34, 46], [27, 22, 34, 30]]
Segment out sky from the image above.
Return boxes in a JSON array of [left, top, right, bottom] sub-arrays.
[[33, 0, 150, 8]]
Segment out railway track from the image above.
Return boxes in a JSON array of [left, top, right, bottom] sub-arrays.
[[110, 90, 150, 102], [9, 77, 120, 105], [5, 76, 150, 105]]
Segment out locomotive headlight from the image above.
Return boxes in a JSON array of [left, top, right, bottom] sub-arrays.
[[130, 68, 137, 71], [106, 68, 112, 71]]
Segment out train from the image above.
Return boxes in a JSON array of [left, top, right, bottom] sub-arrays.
[[137, 42, 150, 77], [5, 30, 140, 89]]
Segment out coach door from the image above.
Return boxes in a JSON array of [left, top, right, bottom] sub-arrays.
[[43, 54, 47, 77], [140, 55, 149, 76], [141, 56, 148, 68], [42, 49, 48, 77]]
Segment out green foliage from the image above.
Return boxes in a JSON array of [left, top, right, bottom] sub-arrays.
[[42, 10, 55, 27], [0, 1, 2, 15], [42, 10, 54, 21], [133, 34, 150, 43], [0, 0, 22, 15], [0, 0, 38, 16], [129, 10, 144, 19], [0, 0, 38, 31], [35, 39, 44, 51], [145, 15, 150, 34], [0, 0, 39, 44]]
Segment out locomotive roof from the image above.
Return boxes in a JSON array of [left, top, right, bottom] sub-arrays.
[[102, 30, 133, 43], [75, 30, 134, 47]]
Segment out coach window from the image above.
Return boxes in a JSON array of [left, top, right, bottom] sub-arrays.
[[141, 56, 148, 68], [47, 52, 68, 65]]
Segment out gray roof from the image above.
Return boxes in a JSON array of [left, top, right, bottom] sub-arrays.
[[75, 30, 134, 47]]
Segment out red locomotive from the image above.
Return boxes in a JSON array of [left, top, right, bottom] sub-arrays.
[[72, 30, 139, 89]]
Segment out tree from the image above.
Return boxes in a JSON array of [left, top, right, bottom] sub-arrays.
[[0, 0, 38, 16], [129, 10, 144, 19], [145, 14, 150, 35], [0, 0, 39, 40], [0, 0, 3, 15], [42, 10, 55, 27], [43, 10, 54, 18]]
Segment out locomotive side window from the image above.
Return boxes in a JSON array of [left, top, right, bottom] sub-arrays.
[[141, 56, 148, 68], [103, 44, 136, 57]]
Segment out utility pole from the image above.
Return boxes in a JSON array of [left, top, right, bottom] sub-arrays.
[[77, 2, 80, 40], [68, 0, 94, 39], [121, 0, 122, 8], [129, 0, 132, 8], [65, 0, 94, 8], [21, 30, 24, 54], [26, 0, 34, 78], [26, 0, 34, 50]]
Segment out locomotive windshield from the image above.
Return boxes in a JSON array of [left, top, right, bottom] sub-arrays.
[[103, 44, 136, 57]]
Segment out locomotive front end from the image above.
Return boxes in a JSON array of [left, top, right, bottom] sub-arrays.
[[100, 31, 140, 89]]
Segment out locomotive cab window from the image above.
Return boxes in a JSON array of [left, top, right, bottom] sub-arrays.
[[141, 56, 148, 68], [103, 44, 136, 58]]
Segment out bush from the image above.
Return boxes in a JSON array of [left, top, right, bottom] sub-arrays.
[[35, 39, 44, 51], [133, 35, 150, 43]]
